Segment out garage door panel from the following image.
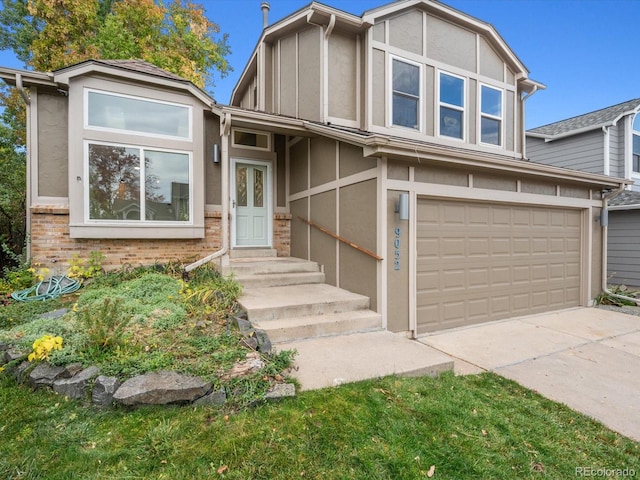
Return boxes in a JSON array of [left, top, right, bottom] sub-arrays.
[[417, 198, 582, 334]]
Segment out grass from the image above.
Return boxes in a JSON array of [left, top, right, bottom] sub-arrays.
[[0, 372, 638, 479]]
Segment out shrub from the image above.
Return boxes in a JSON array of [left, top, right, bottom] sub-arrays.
[[75, 297, 131, 350]]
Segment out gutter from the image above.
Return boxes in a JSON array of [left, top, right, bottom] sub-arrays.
[[601, 186, 640, 305], [520, 83, 540, 160], [184, 112, 231, 273]]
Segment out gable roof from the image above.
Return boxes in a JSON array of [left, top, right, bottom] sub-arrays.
[[57, 59, 188, 83], [527, 98, 640, 140]]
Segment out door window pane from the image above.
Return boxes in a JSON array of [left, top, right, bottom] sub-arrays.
[[236, 166, 248, 207], [89, 144, 140, 220], [254, 168, 264, 208]]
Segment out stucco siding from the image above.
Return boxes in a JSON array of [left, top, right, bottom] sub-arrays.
[[204, 113, 222, 205], [310, 137, 337, 187], [289, 197, 309, 260], [37, 92, 68, 198], [389, 10, 423, 55], [386, 190, 410, 331], [279, 34, 297, 117], [310, 190, 337, 285], [298, 27, 322, 121], [607, 210, 640, 287], [526, 130, 604, 174], [339, 142, 376, 178], [371, 48, 386, 127], [328, 31, 358, 121], [339, 179, 378, 311], [478, 37, 503, 81], [289, 139, 309, 195], [426, 15, 476, 72]]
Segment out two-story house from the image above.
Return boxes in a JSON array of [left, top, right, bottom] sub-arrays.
[[527, 99, 640, 287], [0, 0, 625, 337]]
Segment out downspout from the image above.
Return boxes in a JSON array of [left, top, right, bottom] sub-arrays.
[[184, 112, 231, 273], [602, 126, 610, 176], [520, 85, 539, 160], [601, 185, 640, 305]]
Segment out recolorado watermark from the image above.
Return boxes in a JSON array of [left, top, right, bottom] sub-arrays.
[[576, 467, 636, 477]]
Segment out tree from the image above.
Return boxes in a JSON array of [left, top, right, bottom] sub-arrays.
[[0, 0, 231, 272]]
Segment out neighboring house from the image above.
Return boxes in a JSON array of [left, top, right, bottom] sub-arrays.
[[0, 0, 625, 337], [527, 99, 640, 287]]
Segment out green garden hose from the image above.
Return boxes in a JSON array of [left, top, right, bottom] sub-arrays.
[[10, 275, 81, 302]]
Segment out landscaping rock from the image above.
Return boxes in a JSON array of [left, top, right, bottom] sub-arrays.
[[3, 349, 26, 364], [193, 388, 227, 406], [113, 371, 212, 406], [242, 336, 259, 350], [254, 329, 273, 354], [233, 315, 253, 334], [63, 363, 84, 377], [9, 361, 31, 382], [29, 363, 69, 388], [224, 352, 265, 379], [264, 383, 296, 401], [53, 366, 100, 400], [92, 376, 121, 407]]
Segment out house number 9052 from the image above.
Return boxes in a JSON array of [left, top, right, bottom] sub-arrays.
[[394, 227, 401, 270]]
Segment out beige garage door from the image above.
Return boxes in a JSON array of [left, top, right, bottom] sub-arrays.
[[417, 198, 582, 333]]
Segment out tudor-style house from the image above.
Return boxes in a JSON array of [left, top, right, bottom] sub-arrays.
[[0, 0, 626, 338]]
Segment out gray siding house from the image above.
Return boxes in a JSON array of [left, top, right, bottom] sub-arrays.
[[1, 0, 626, 337], [527, 99, 640, 287]]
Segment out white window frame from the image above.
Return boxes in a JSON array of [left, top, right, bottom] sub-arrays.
[[479, 83, 504, 147], [388, 54, 422, 131], [437, 70, 466, 141], [83, 140, 194, 225], [632, 113, 640, 176], [84, 88, 193, 141], [231, 127, 271, 151]]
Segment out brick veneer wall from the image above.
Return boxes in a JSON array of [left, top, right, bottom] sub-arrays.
[[30, 207, 292, 273]]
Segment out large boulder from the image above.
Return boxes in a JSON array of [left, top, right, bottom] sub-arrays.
[[113, 371, 212, 406]]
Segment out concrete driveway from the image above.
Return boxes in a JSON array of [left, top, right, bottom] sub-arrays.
[[418, 307, 640, 442]]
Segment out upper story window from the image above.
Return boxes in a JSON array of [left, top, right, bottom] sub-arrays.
[[87, 142, 191, 223], [480, 84, 503, 146], [391, 57, 421, 130], [439, 72, 465, 140], [86, 89, 192, 140], [633, 114, 640, 174]]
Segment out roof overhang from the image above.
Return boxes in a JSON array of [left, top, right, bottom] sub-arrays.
[[0, 67, 57, 88]]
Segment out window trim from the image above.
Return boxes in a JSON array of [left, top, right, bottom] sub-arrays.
[[231, 127, 271, 151], [83, 140, 194, 226], [437, 70, 466, 141], [84, 88, 193, 142], [479, 83, 504, 148], [388, 54, 422, 131], [632, 113, 640, 175]]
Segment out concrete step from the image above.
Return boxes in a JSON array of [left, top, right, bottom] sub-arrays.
[[223, 257, 320, 276], [254, 310, 383, 343], [229, 248, 277, 259], [239, 283, 370, 322], [236, 271, 326, 289]]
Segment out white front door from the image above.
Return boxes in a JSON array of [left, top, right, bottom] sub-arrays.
[[233, 160, 270, 247]]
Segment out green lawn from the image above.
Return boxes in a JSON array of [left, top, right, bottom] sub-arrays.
[[1, 371, 637, 479]]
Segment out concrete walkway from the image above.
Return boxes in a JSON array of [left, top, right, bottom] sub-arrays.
[[419, 307, 640, 442]]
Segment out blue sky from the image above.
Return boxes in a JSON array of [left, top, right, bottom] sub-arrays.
[[1, 0, 638, 129]]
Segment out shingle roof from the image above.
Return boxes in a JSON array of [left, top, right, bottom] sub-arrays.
[[528, 98, 640, 138], [62, 59, 188, 83], [609, 190, 640, 207]]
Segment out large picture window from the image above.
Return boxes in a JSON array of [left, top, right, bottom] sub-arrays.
[[86, 90, 191, 140], [87, 142, 191, 223], [439, 72, 465, 140], [391, 57, 421, 130], [480, 84, 503, 146]]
